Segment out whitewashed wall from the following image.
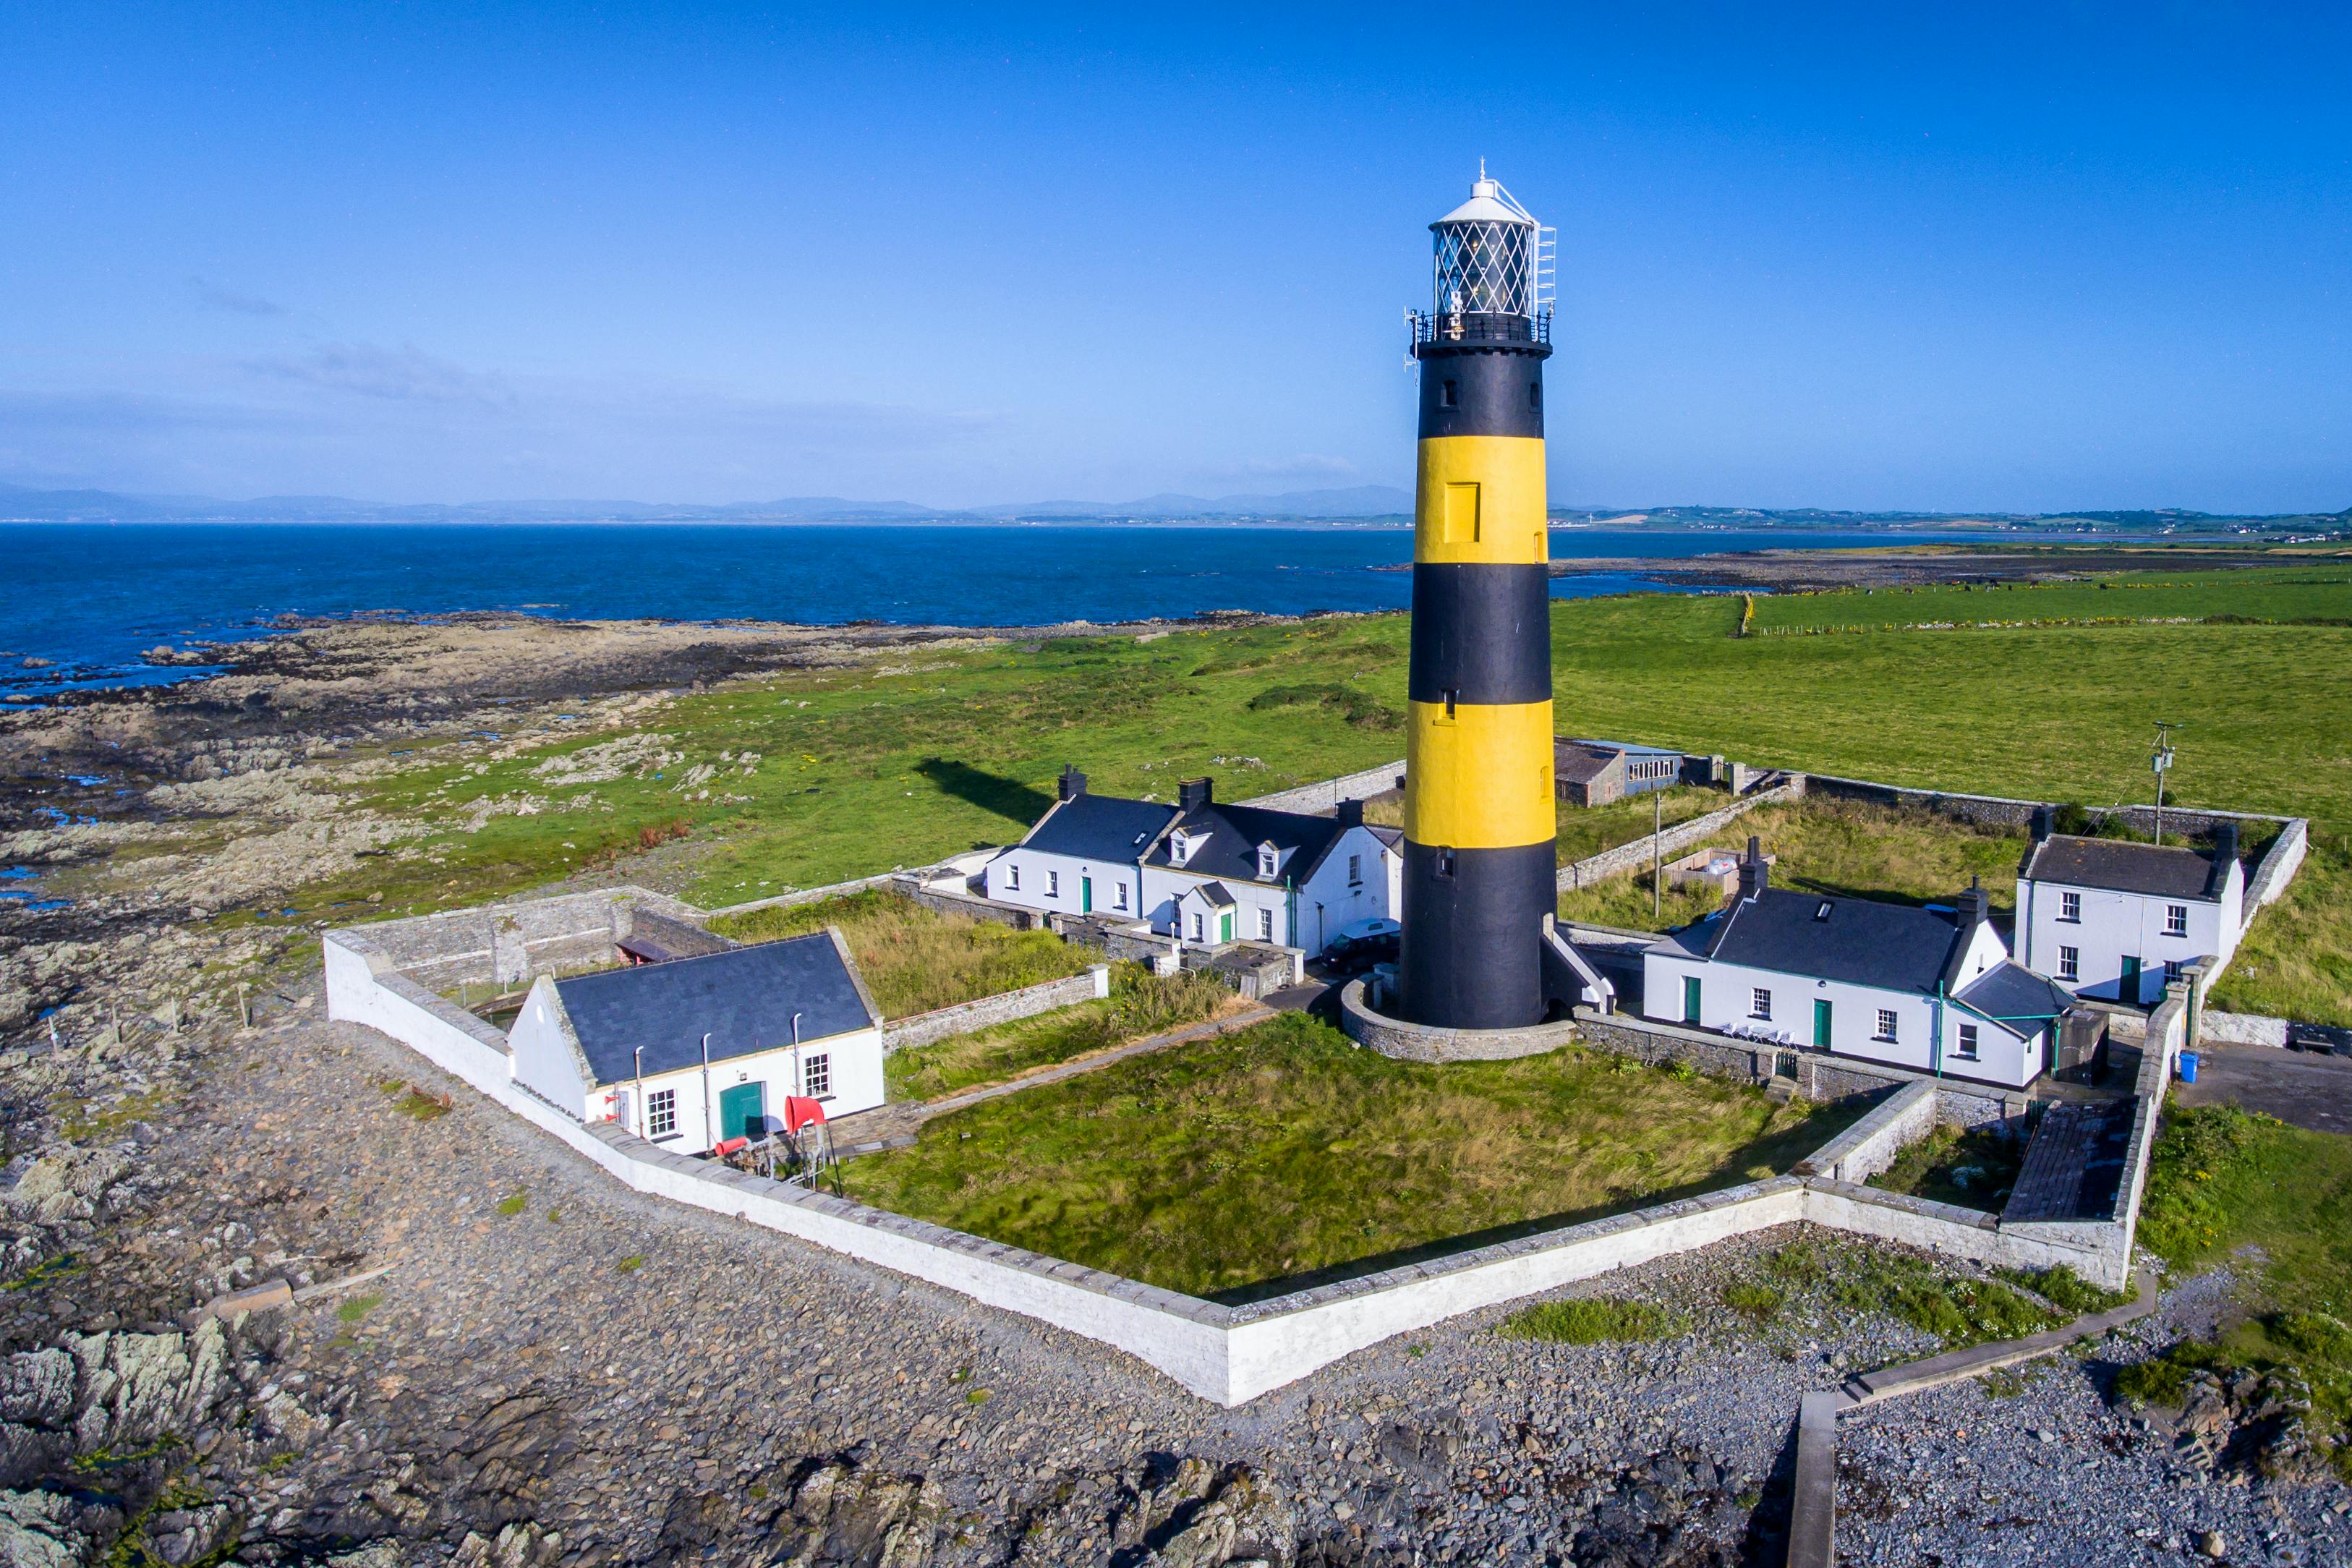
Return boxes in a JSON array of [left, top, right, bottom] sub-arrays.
[[2015, 869, 2241, 998]]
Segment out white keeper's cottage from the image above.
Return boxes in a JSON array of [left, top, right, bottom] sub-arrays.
[[2014, 811, 2245, 1007], [1642, 841, 2073, 1090], [984, 770, 1402, 955], [508, 929, 886, 1152]]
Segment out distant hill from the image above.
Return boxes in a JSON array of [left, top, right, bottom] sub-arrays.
[[0, 481, 2343, 533]]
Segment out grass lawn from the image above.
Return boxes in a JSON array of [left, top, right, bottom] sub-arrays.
[[285, 559, 2352, 1021], [707, 890, 1093, 1018], [1865, 1123, 2025, 1212], [883, 966, 1239, 1102], [1559, 795, 2037, 932], [2129, 1104, 2352, 1476], [842, 1012, 1863, 1301]]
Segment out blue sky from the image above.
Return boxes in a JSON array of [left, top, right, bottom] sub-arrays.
[[1, 3, 2345, 511]]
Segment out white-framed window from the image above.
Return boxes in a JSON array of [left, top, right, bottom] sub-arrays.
[[1258, 908, 1274, 940], [647, 1087, 678, 1138], [1956, 1023, 1980, 1061], [802, 1053, 831, 1099], [1047, 869, 1060, 896], [1874, 1010, 1899, 1043], [2165, 959, 2185, 981], [2059, 890, 2081, 923], [2165, 903, 2189, 937], [2058, 945, 2080, 981], [1190, 913, 1203, 941], [1750, 988, 1773, 1021], [1347, 853, 1362, 887], [1007, 863, 1020, 890], [1258, 845, 1278, 879], [1115, 882, 1129, 911]]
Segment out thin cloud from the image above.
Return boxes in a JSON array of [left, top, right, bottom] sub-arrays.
[[189, 277, 287, 317], [244, 343, 516, 406]]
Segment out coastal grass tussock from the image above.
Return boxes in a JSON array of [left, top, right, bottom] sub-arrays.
[[710, 890, 1093, 1018], [1499, 1297, 1686, 1345], [1244, 681, 1400, 730], [843, 1011, 1863, 1301]]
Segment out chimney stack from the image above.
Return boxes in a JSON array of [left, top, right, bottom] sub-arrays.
[[1335, 798, 1365, 827], [1178, 777, 1213, 814], [1958, 874, 1990, 929], [1057, 766, 1088, 803], [1737, 835, 1768, 901], [2030, 804, 2054, 843], [2208, 820, 2240, 897]]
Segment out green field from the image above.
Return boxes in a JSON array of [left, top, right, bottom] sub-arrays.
[[707, 890, 1091, 1018], [299, 558, 2352, 1020], [843, 1012, 1859, 1300]]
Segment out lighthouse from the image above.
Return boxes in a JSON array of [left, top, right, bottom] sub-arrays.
[[1397, 169, 1559, 1029]]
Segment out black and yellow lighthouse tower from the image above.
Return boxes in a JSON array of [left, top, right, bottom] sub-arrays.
[[1399, 170, 1558, 1029]]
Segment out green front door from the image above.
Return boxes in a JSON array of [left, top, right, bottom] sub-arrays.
[[1219, 910, 1234, 944], [718, 1081, 767, 1143], [1683, 976, 1703, 1024], [1813, 999, 1833, 1049], [2121, 955, 2142, 999], [1081, 874, 1093, 913]]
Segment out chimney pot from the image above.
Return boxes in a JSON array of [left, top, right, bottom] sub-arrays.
[[1057, 766, 1088, 803]]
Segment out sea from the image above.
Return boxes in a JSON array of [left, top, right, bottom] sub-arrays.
[[3, 520, 2032, 702]]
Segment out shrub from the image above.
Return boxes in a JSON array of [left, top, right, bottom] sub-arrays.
[[1722, 1282, 1784, 1323], [2000, 1265, 2132, 1318], [1244, 683, 1400, 730], [1499, 1297, 1685, 1345]]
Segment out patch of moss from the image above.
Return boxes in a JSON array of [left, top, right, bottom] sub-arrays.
[[1498, 1297, 1685, 1345]]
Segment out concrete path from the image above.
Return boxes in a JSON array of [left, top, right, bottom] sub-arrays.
[[2173, 1040, 2352, 1135], [831, 1003, 1276, 1156], [1785, 1266, 2160, 1565]]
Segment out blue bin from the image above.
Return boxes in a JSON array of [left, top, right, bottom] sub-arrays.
[[2178, 1051, 2199, 1084]]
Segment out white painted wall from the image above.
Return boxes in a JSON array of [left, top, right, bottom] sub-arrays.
[[506, 976, 592, 1117], [2015, 866, 2242, 1000], [982, 848, 1146, 922], [1641, 921, 2043, 1088], [574, 1029, 887, 1154]]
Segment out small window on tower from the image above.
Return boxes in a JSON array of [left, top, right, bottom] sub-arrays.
[[1529, 381, 1542, 412], [1435, 848, 1457, 881], [1439, 379, 1458, 409]]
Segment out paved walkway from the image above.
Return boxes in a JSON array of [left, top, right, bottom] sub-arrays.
[[2173, 1039, 2352, 1135], [830, 1003, 1277, 1156], [1787, 1266, 2160, 1567]]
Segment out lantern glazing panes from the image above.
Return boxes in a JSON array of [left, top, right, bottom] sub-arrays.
[[1433, 218, 1535, 318]]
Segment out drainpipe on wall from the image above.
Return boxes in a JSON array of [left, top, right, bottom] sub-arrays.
[[1930, 984, 1946, 1078], [789, 1010, 804, 1097], [700, 1032, 714, 1149], [632, 1045, 646, 1138]]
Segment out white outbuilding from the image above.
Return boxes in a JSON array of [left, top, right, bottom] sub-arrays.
[[508, 929, 885, 1152], [1642, 842, 2072, 1090], [2014, 814, 2245, 1006], [984, 770, 1402, 955]]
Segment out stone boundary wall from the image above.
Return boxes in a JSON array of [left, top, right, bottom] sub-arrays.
[[1570, 1010, 2028, 1129], [1794, 1081, 1938, 1185], [892, 879, 1045, 932], [330, 886, 702, 994], [1557, 781, 1805, 892], [702, 870, 916, 921], [336, 918, 2034, 1402], [2199, 1010, 2289, 1048], [2243, 819, 2308, 911], [1233, 761, 1405, 815], [882, 966, 1111, 1054], [1337, 979, 1580, 1062]]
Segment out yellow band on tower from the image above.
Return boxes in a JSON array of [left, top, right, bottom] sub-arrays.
[[1403, 697, 1557, 848], [1413, 436, 1550, 566]]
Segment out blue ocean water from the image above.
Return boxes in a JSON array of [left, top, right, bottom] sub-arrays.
[[3, 521, 2029, 700]]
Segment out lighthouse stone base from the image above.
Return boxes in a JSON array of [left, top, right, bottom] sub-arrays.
[[1338, 977, 1579, 1064]]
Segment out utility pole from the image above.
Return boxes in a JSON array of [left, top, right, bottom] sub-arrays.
[[1652, 788, 1663, 921], [2150, 721, 2181, 845]]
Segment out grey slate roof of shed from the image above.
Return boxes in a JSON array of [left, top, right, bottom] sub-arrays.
[[555, 931, 877, 1087], [2019, 835, 2230, 901], [616, 911, 738, 963], [1188, 880, 1238, 909], [2003, 1099, 2135, 1222], [1658, 887, 1967, 997], [1953, 961, 2074, 1037], [1554, 741, 1625, 785]]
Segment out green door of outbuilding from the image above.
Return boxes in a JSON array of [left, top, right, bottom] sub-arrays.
[[719, 1081, 767, 1143], [1813, 1000, 1833, 1048], [1682, 976, 1702, 1023]]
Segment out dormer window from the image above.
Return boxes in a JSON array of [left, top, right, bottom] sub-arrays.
[[1169, 830, 1193, 866], [1257, 841, 1278, 880]]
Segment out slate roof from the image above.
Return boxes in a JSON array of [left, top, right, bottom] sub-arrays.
[[1188, 881, 1238, 909], [2020, 834, 2230, 901], [1657, 887, 1968, 997], [2003, 1099, 2135, 1223], [1148, 800, 1350, 886], [1554, 741, 1624, 786], [615, 911, 738, 964], [555, 932, 877, 1087], [1953, 961, 2074, 1038], [1018, 793, 1180, 862]]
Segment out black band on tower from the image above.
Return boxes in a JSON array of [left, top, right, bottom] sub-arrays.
[[1397, 841, 1559, 1029], [1405, 563, 1554, 705], [1415, 343, 1550, 440]]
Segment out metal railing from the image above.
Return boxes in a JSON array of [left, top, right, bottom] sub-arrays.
[[1407, 310, 1551, 346]]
